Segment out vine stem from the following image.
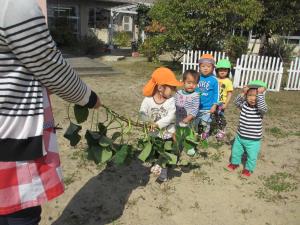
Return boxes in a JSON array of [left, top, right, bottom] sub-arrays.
[[90, 109, 95, 130], [102, 104, 145, 128]]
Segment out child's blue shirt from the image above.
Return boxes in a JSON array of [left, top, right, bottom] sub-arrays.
[[196, 74, 219, 110]]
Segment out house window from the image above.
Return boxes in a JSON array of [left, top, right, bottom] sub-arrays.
[[47, 4, 79, 37], [88, 8, 109, 29], [123, 16, 132, 32]]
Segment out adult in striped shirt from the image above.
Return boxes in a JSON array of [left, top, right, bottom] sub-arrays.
[[226, 80, 268, 178], [0, 0, 100, 223]]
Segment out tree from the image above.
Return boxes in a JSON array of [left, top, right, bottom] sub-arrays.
[[256, 0, 300, 37], [254, 0, 300, 54], [136, 4, 151, 43], [148, 0, 263, 60]]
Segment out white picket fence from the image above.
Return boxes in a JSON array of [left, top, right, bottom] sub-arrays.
[[233, 55, 283, 92], [181, 50, 228, 73], [285, 57, 300, 90]]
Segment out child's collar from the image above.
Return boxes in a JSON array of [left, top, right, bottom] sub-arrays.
[[182, 89, 195, 95], [201, 73, 214, 77]]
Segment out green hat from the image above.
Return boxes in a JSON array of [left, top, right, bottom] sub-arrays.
[[216, 59, 231, 69], [248, 80, 267, 88]]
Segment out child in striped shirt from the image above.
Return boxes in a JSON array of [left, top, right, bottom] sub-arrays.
[[175, 70, 200, 125], [226, 80, 268, 178], [175, 70, 200, 156]]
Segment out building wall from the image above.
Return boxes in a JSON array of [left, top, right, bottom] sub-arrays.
[[47, 0, 138, 44]]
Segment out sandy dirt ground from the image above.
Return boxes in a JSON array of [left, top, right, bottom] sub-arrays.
[[41, 59, 300, 225]]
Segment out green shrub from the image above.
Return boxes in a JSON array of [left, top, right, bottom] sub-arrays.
[[139, 36, 165, 62], [223, 36, 248, 63], [261, 36, 296, 62], [113, 31, 132, 47], [77, 35, 105, 55], [49, 23, 77, 47]]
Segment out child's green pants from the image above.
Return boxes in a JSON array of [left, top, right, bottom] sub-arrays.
[[231, 135, 261, 172]]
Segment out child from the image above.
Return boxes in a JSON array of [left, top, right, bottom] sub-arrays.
[[140, 67, 182, 182], [175, 70, 200, 155], [226, 80, 268, 178], [215, 59, 233, 140], [196, 54, 219, 139]]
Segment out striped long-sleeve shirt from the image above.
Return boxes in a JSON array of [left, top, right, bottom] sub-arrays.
[[0, 0, 100, 215], [235, 93, 267, 140], [0, 0, 97, 161], [175, 90, 200, 124]]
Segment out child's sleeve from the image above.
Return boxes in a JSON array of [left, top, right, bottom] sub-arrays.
[[257, 93, 268, 114], [226, 80, 234, 92], [234, 94, 245, 109], [156, 98, 176, 129], [187, 93, 200, 117], [212, 78, 219, 105], [139, 98, 150, 121]]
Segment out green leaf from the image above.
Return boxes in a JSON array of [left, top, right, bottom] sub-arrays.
[[98, 123, 107, 136], [88, 145, 102, 164], [138, 142, 152, 162], [74, 105, 89, 124], [64, 122, 82, 146], [64, 122, 82, 136], [69, 135, 81, 147], [201, 140, 209, 149], [183, 140, 195, 153], [88, 145, 112, 164], [113, 145, 129, 166], [100, 148, 113, 163], [99, 136, 112, 147], [164, 141, 173, 151], [163, 152, 177, 165], [112, 132, 122, 141], [185, 136, 199, 145], [85, 130, 101, 146]]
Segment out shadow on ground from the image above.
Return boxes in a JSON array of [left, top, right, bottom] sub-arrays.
[[53, 160, 150, 225]]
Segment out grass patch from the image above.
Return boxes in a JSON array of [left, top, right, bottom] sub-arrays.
[[64, 172, 76, 186], [208, 141, 224, 150], [192, 169, 214, 184], [266, 127, 300, 139], [265, 127, 288, 138], [292, 131, 300, 136], [255, 172, 298, 202]]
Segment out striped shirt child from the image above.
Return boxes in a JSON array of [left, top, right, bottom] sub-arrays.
[[175, 89, 199, 125], [235, 93, 268, 139]]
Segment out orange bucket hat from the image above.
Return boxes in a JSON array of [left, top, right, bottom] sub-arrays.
[[143, 67, 183, 96], [198, 53, 215, 65]]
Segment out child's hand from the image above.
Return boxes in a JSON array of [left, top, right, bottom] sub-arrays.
[[242, 86, 249, 95], [94, 97, 101, 109], [182, 117, 190, 124], [210, 105, 217, 113], [257, 87, 266, 94], [149, 122, 158, 131]]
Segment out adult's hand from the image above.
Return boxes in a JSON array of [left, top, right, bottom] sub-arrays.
[[94, 96, 101, 109]]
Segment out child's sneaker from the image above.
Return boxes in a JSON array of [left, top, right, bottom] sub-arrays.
[[151, 164, 162, 176], [215, 130, 225, 141], [225, 163, 239, 172], [158, 168, 168, 182], [241, 169, 251, 178]]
